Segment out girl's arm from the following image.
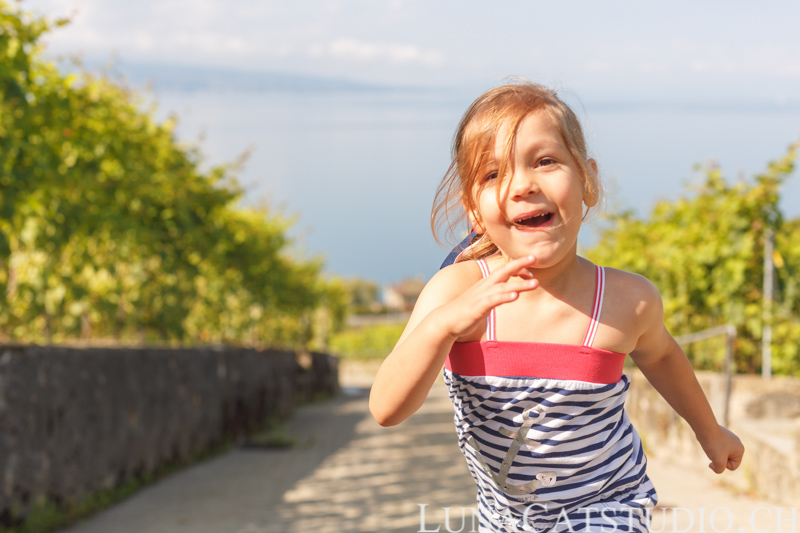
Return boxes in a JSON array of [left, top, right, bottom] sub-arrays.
[[369, 255, 539, 427], [629, 279, 744, 473]]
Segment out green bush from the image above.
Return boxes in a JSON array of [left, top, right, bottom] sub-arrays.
[[329, 323, 406, 360], [588, 143, 799, 375], [0, 2, 345, 347]]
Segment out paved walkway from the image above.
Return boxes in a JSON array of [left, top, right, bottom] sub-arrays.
[[61, 363, 790, 533]]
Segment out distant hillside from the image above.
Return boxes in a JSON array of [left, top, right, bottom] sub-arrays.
[[105, 62, 385, 92]]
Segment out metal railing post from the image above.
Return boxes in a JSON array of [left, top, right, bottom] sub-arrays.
[[674, 324, 736, 427]]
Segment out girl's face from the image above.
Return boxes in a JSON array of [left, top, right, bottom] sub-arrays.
[[470, 110, 597, 268]]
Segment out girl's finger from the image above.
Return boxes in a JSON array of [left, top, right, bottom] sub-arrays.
[[504, 278, 539, 293], [516, 269, 534, 280], [511, 255, 537, 269], [707, 461, 725, 474], [494, 255, 537, 281], [481, 279, 538, 309], [494, 291, 520, 305]]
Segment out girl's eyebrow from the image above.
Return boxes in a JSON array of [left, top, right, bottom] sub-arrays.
[[521, 139, 563, 151], [479, 154, 499, 169]]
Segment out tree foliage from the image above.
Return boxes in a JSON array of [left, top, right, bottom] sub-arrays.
[[0, 2, 344, 347], [588, 143, 799, 375]]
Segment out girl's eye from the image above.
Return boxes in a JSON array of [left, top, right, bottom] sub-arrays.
[[484, 171, 498, 181], [537, 158, 556, 168]]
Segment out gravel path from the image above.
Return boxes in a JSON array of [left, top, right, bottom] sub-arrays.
[[60, 362, 788, 533]]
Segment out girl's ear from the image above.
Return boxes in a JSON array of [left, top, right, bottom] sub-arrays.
[[583, 158, 599, 208], [461, 191, 485, 234], [467, 210, 485, 234]]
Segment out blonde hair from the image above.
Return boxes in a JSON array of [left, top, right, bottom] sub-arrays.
[[431, 80, 603, 261]]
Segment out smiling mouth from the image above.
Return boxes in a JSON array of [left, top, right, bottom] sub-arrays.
[[513, 213, 553, 228]]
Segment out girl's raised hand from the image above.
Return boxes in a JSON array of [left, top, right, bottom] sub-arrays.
[[700, 425, 745, 474], [441, 255, 539, 340], [369, 255, 539, 427]]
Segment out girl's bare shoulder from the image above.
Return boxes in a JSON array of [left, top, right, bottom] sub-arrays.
[[602, 266, 664, 324], [421, 260, 483, 303], [394, 260, 484, 345]]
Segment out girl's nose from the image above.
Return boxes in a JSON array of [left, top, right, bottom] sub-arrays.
[[509, 170, 539, 198]]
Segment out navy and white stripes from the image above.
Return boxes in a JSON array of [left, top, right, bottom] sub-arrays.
[[444, 372, 657, 532]]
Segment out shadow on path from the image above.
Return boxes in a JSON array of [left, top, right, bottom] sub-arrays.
[[61, 383, 476, 533], [242, 384, 477, 533]]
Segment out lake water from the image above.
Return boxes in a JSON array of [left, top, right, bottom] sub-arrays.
[[155, 89, 800, 285]]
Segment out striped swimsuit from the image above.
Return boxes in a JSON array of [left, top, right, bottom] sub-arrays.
[[443, 260, 657, 532]]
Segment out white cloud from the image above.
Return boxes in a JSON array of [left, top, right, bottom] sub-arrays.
[[22, 0, 800, 89], [131, 32, 155, 52], [690, 60, 710, 73], [578, 40, 800, 85], [585, 61, 612, 73], [637, 62, 670, 75], [325, 38, 445, 67], [169, 32, 249, 55]]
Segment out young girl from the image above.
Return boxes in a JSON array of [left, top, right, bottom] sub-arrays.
[[369, 81, 744, 533]]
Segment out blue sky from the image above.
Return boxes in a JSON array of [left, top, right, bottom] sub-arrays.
[[21, 0, 800, 283], [26, 0, 800, 102]]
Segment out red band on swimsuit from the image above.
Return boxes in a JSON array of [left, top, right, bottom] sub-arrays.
[[445, 341, 625, 384]]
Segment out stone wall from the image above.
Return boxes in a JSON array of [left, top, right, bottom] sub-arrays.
[[626, 369, 800, 505], [0, 345, 338, 525]]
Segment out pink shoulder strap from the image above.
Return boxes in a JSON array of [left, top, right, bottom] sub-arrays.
[[476, 259, 496, 341], [581, 265, 605, 347], [478, 260, 604, 346]]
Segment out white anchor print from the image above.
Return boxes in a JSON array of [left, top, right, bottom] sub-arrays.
[[468, 405, 552, 497]]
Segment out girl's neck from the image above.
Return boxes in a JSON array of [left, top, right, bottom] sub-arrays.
[[490, 245, 587, 295]]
